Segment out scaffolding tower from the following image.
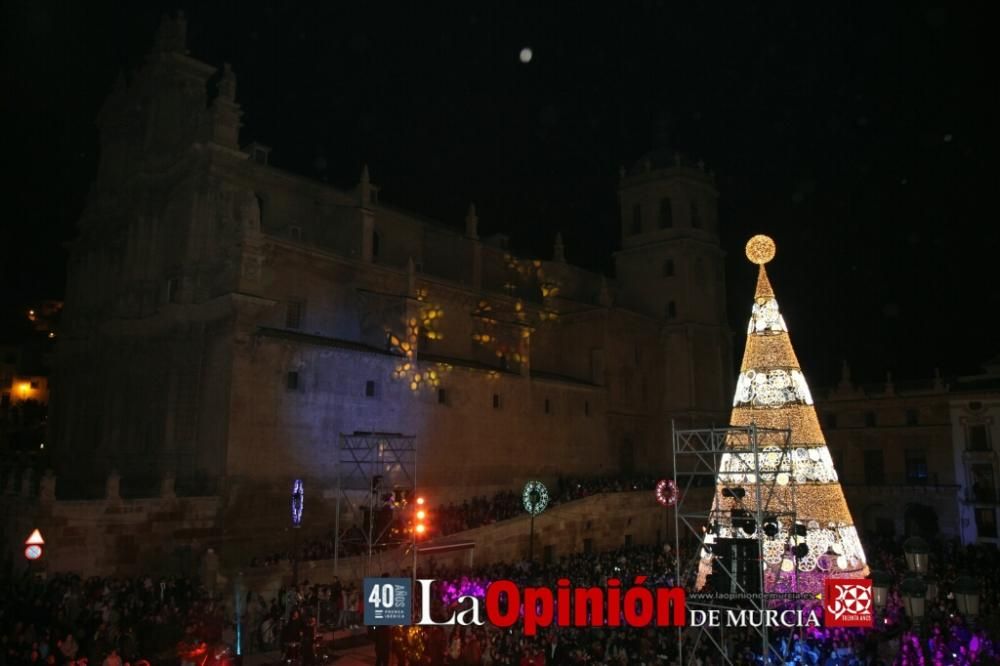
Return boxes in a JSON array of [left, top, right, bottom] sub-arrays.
[[672, 423, 798, 665], [334, 432, 417, 577]]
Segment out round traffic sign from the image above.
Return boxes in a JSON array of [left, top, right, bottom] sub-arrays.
[[24, 544, 43, 560]]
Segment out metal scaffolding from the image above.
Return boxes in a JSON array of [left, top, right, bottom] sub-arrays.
[[334, 432, 417, 577], [672, 423, 798, 665]]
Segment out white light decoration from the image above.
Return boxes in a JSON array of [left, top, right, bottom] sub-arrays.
[[698, 235, 868, 595], [655, 479, 679, 507], [522, 481, 549, 516], [291, 479, 304, 527]]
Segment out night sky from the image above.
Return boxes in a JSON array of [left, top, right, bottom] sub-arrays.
[[1, 2, 994, 387]]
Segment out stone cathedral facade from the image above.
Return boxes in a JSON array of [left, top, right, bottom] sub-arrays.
[[48, 16, 733, 540]]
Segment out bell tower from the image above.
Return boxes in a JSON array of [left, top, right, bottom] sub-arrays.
[[614, 150, 732, 422]]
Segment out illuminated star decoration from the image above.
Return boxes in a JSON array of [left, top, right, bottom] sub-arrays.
[[291, 479, 304, 527], [655, 479, 679, 507], [522, 480, 550, 516]]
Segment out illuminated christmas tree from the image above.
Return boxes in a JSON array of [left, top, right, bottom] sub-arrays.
[[698, 235, 868, 594]]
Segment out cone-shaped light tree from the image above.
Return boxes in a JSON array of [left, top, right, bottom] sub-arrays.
[[698, 235, 868, 594]]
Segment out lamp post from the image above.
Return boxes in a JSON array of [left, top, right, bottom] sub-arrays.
[[522, 481, 549, 563], [869, 570, 893, 612], [954, 574, 980, 619], [900, 576, 928, 631], [924, 574, 938, 604], [902, 536, 930, 575]]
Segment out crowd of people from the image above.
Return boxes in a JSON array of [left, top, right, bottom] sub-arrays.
[[0, 574, 230, 666], [365, 535, 999, 665], [249, 477, 659, 568], [6, 516, 999, 664]]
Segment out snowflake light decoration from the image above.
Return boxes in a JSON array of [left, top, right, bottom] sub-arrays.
[[655, 479, 679, 507], [522, 481, 549, 516]]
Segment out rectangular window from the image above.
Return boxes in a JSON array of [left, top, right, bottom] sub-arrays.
[[631, 204, 642, 234], [904, 449, 928, 485], [690, 201, 702, 228], [492, 393, 500, 409], [286, 300, 303, 330], [438, 388, 447, 405], [865, 411, 877, 428], [666, 301, 677, 319], [544, 398, 550, 414], [971, 464, 996, 502], [863, 450, 884, 485], [624, 534, 634, 548], [975, 508, 998, 539], [658, 197, 673, 228], [968, 424, 991, 452], [584, 400, 590, 416], [365, 380, 376, 397], [543, 544, 554, 565], [905, 409, 919, 426], [289, 225, 303, 241], [583, 538, 594, 554], [286, 371, 299, 391]]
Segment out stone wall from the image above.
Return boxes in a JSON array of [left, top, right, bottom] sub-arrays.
[[237, 489, 704, 598], [1, 471, 220, 577]]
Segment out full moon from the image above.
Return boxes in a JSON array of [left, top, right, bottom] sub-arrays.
[[519, 47, 533, 63]]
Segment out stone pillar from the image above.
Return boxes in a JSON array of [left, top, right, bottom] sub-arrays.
[[106, 470, 121, 503], [360, 209, 375, 263], [40, 470, 56, 504]]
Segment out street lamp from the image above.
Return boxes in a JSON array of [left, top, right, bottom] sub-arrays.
[[900, 576, 928, 624], [924, 574, 938, 603], [902, 536, 930, 574], [869, 570, 893, 610], [953, 574, 980, 618]]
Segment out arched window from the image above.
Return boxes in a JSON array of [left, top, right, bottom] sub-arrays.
[[663, 258, 675, 277]]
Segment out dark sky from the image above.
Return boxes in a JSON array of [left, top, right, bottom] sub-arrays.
[[1, 1, 995, 386]]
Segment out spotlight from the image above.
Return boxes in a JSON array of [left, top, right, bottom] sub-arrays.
[[763, 516, 779, 538], [732, 509, 756, 535]]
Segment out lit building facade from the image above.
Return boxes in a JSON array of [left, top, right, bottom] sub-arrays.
[[47, 15, 733, 538], [816, 358, 1000, 546]]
